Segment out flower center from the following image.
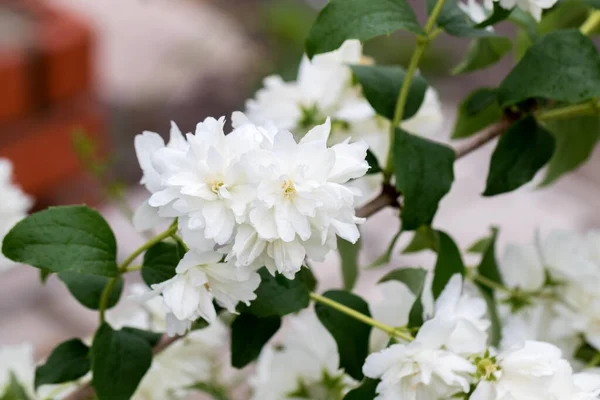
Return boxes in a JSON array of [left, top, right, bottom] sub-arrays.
[[281, 179, 296, 199], [210, 180, 225, 194], [476, 357, 500, 381]]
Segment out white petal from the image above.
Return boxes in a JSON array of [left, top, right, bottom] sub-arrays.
[[132, 200, 164, 232]]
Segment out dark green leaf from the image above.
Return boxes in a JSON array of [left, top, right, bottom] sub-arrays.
[[393, 129, 455, 230], [91, 323, 152, 400], [231, 313, 281, 368], [58, 272, 123, 310], [541, 116, 600, 186], [368, 229, 402, 268], [315, 290, 371, 380], [2, 206, 118, 277], [452, 88, 502, 139], [402, 225, 438, 253], [35, 339, 90, 389], [121, 328, 163, 348], [245, 267, 310, 317], [452, 36, 512, 75], [350, 65, 428, 120], [297, 265, 318, 292], [39, 269, 51, 284], [344, 378, 379, 400], [306, 0, 422, 58], [498, 30, 600, 107], [338, 237, 361, 290], [142, 241, 184, 286], [366, 149, 383, 175], [484, 116, 555, 196], [475, 228, 502, 346], [379, 267, 427, 327], [432, 231, 465, 298], [428, 0, 495, 37], [585, 0, 600, 8], [575, 342, 598, 364], [0, 373, 30, 400], [475, 3, 513, 28]]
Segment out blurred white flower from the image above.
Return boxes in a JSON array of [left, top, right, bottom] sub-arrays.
[[492, 0, 558, 21], [363, 318, 475, 400], [0, 159, 33, 272], [459, 0, 492, 24], [0, 343, 35, 397], [250, 311, 356, 399]]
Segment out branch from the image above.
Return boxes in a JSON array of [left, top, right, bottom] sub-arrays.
[[356, 184, 399, 219], [454, 120, 510, 159]]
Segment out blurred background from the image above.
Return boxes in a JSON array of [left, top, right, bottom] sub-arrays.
[[1, 0, 600, 370]]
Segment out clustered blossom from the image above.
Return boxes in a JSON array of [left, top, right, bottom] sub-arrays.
[[134, 112, 368, 332], [0, 159, 32, 272], [362, 274, 600, 399], [461, 0, 557, 21]]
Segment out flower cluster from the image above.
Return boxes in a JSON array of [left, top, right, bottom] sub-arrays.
[[461, 0, 558, 22], [0, 159, 32, 272], [362, 275, 600, 399], [134, 113, 369, 332]]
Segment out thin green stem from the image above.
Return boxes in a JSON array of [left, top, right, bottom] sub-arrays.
[[536, 100, 600, 121], [98, 277, 120, 324], [581, 10, 600, 36], [383, 0, 447, 178], [124, 264, 142, 272], [470, 273, 513, 295], [309, 292, 414, 342], [171, 233, 189, 252]]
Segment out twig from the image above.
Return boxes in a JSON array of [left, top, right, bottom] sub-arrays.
[[454, 120, 510, 159]]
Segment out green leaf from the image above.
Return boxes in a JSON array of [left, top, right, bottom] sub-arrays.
[[39, 269, 51, 284], [452, 88, 502, 139], [350, 65, 428, 120], [366, 149, 383, 175], [58, 272, 123, 310], [379, 267, 427, 327], [467, 236, 492, 253], [368, 229, 402, 268], [305, 0, 422, 58], [338, 237, 361, 290], [2, 206, 118, 277], [402, 225, 438, 254], [91, 323, 152, 400], [245, 267, 310, 317], [432, 231, 465, 298], [142, 241, 184, 286], [393, 129, 455, 230], [452, 36, 512, 75], [538, 1, 590, 34], [121, 328, 163, 347], [474, 3, 513, 28], [428, 0, 495, 37], [484, 116, 555, 196], [34, 339, 90, 389], [498, 30, 600, 107], [0, 373, 31, 400], [230, 313, 281, 368], [315, 290, 372, 380], [475, 228, 502, 346], [343, 378, 379, 400], [297, 265, 318, 292], [575, 341, 598, 364], [189, 382, 230, 400], [541, 115, 600, 186]]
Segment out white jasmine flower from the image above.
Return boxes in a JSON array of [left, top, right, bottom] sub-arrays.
[[0, 343, 34, 397], [250, 311, 356, 399], [471, 340, 568, 400], [459, 0, 492, 24], [141, 249, 260, 334], [492, 0, 558, 21], [548, 364, 600, 400], [363, 318, 475, 400], [500, 243, 545, 292], [0, 159, 33, 271], [133, 123, 189, 232], [432, 274, 490, 355]]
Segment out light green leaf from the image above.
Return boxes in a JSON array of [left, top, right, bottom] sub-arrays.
[[306, 0, 422, 58], [432, 231, 465, 298], [467, 236, 493, 253], [452, 88, 502, 139], [35, 339, 90, 389], [484, 116, 555, 196], [315, 290, 372, 380], [369, 229, 402, 268], [541, 115, 600, 186], [91, 324, 152, 400], [402, 225, 438, 254], [350, 65, 428, 120], [231, 313, 281, 368], [498, 30, 600, 107], [2, 206, 118, 277], [428, 0, 495, 37], [452, 36, 512, 75], [338, 237, 361, 291], [379, 267, 427, 327], [189, 382, 230, 400], [0, 373, 30, 400], [58, 272, 123, 310], [393, 129, 455, 230], [244, 267, 310, 317], [142, 241, 185, 286]]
